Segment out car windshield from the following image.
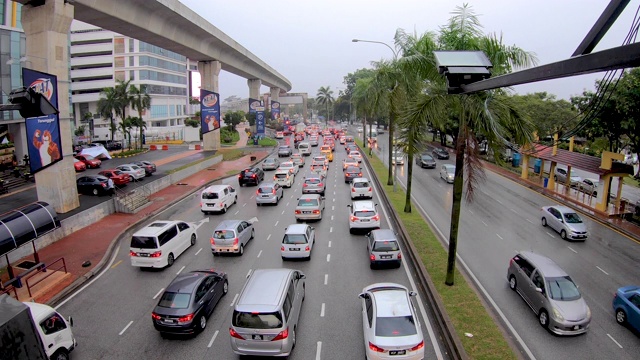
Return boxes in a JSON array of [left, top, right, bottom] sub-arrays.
[[373, 240, 399, 251], [232, 311, 283, 329], [283, 234, 308, 244], [298, 199, 318, 206], [375, 316, 417, 337], [546, 276, 581, 301], [279, 146, 288, 150], [563, 212, 583, 224], [264, 159, 275, 164], [130, 236, 158, 249], [202, 192, 219, 199], [158, 292, 191, 309], [213, 230, 235, 239], [84, 155, 95, 160]]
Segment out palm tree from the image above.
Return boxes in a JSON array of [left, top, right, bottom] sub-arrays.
[[119, 117, 134, 151], [97, 87, 119, 141], [114, 79, 133, 124], [352, 78, 379, 147], [129, 84, 151, 149], [129, 116, 147, 149], [316, 86, 334, 126], [401, 4, 537, 285]]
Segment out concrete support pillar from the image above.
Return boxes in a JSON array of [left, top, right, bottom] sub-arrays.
[[270, 87, 280, 102], [520, 154, 529, 180], [8, 123, 27, 160], [548, 162, 557, 189], [248, 79, 261, 100], [303, 95, 308, 122], [198, 61, 222, 151], [22, 0, 79, 213]]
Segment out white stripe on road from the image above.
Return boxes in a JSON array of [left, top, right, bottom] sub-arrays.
[[195, 248, 202, 256], [242, 203, 247, 207], [331, 215, 334, 220], [282, 210, 285, 215], [567, 246, 578, 253], [596, 266, 609, 275], [546, 232, 555, 238], [328, 241, 331, 248], [119, 321, 133, 336], [510, 208, 518, 214], [316, 342, 322, 360], [207, 330, 219, 348], [234, 210, 239, 215], [326, 254, 331, 262], [257, 250, 262, 258], [324, 274, 328, 285], [274, 221, 279, 227], [481, 220, 488, 227], [496, 199, 503, 205], [607, 333, 623, 348], [468, 209, 474, 215], [332, 206, 334, 211], [286, 202, 290, 206], [176, 265, 185, 275], [267, 234, 271, 240], [153, 288, 164, 300], [246, 269, 252, 278], [230, 293, 239, 306], [330, 227, 333, 233], [526, 218, 533, 224], [496, 234, 503, 240], [320, 303, 325, 317]]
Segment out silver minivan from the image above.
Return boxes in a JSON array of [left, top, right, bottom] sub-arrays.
[[230, 268, 306, 357], [507, 251, 591, 335]]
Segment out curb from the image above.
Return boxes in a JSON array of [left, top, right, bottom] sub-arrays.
[[47, 151, 271, 307]]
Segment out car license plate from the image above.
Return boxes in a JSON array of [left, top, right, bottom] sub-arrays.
[[252, 335, 263, 340], [139, 253, 149, 257], [303, 211, 311, 214], [389, 350, 406, 355], [289, 248, 300, 251], [208, 204, 215, 207], [361, 219, 370, 222], [381, 255, 392, 259], [163, 319, 176, 324], [262, 195, 270, 198]]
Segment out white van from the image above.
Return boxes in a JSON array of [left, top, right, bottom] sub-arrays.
[[200, 184, 237, 214], [23, 302, 77, 360], [297, 142, 311, 156], [129, 220, 197, 268]]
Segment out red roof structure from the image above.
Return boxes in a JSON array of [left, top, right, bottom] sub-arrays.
[[523, 144, 634, 176]]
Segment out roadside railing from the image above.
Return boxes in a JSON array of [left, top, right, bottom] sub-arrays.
[[24, 257, 67, 298], [115, 182, 152, 213], [0, 282, 18, 299]]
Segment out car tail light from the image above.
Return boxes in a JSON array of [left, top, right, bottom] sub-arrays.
[[256, 190, 260, 195], [229, 328, 245, 340], [150, 251, 162, 258], [370, 254, 375, 261], [272, 328, 289, 341], [281, 246, 285, 251], [318, 183, 323, 187], [238, 174, 242, 178], [295, 210, 301, 214], [210, 238, 216, 245], [252, 174, 256, 178], [372, 215, 380, 221], [397, 253, 402, 259], [303, 183, 308, 187], [200, 202, 203, 207], [177, 313, 194, 323], [305, 246, 310, 251], [410, 341, 424, 351], [272, 189, 277, 195], [312, 210, 320, 214], [352, 188, 356, 192], [369, 342, 385, 352], [358, 173, 362, 177], [219, 202, 224, 208], [286, 175, 290, 179], [129, 251, 138, 257], [151, 312, 161, 320], [350, 216, 358, 222], [368, 187, 372, 191], [233, 238, 239, 246]]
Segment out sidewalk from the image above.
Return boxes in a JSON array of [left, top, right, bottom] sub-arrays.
[[3, 148, 270, 305]]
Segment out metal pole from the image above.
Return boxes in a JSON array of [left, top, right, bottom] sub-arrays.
[[393, 134, 397, 192]]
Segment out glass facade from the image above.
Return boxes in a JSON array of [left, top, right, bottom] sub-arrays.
[[145, 84, 187, 96], [139, 55, 186, 73], [150, 105, 168, 118], [0, 26, 26, 121], [139, 41, 186, 62], [139, 70, 186, 85]]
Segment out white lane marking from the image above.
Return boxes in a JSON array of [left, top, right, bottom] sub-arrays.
[[330, 227, 333, 233], [286, 202, 290, 206], [257, 250, 262, 258], [153, 288, 165, 300], [234, 210, 239, 215], [230, 293, 239, 306], [526, 218, 533, 224], [468, 209, 474, 215], [334, 184, 336, 188], [320, 303, 325, 317], [291, 194, 294, 198], [481, 220, 488, 227], [119, 321, 133, 336], [275, 221, 279, 227], [332, 206, 335, 211], [207, 330, 219, 348], [282, 210, 285, 215], [546, 232, 555, 238], [333, 191, 336, 196], [328, 241, 332, 248], [267, 234, 271, 240], [333, 198, 335, 202], [246, 269, 252, 278], [176, 265, 185, 275], [607, 333, 623, 348], [195, 248, 203, 256], [242, 203, 247, 207], [331, 215, 334, 220], [596, 266, 609, 275], [496, 234, 503, 240], [55, 245, 121, 310], [316, 341, 322, 360], [324, 274, 328, 285], [496, 199, 503, 205], [326, 254, 331, 262], [510, 208, 518, 214], [567, 246, 578, 253]]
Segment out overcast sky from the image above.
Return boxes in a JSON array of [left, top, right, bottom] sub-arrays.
[[179, 0, 638, 101]]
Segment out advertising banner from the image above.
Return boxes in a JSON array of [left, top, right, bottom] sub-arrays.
[[200, 89, 221, 135], [256, 106, 266, 136], [248, 98, 260, 114], [23, 68, 62, 175], [271, 101, 280, 121]]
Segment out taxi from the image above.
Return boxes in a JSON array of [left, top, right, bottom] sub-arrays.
[[320, 145, 333, 162]]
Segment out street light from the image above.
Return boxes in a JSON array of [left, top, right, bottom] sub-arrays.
[[352, 38, 399, 191]]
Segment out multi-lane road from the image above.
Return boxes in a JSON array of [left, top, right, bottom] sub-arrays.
[[54, 136, 446, 359], [375, 132, 640, 360]]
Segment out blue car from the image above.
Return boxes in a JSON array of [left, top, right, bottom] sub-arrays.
[[613, 285, 640, 332]]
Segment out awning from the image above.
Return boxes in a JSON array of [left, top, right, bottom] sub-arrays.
[[0, 202, 60, 257]]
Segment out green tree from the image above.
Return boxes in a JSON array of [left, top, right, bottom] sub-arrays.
[[129, 84, 151, 149], [119, 116, 134, 151], [614, 68, 640, 177], [97, 87, 119, 141], [316, 86, 334, 126], [114, 79, 133, 126], [223, 111, 245, 130]]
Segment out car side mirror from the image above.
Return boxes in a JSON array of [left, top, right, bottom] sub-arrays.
[[375, 203, 378, 207], [358, 293, 366, 299], [409, 291, 417, 297], [535, 287, 543, 294], [68, 316, 74, 327], [347, 205, 351, 208], [299, 273, 306, 279]]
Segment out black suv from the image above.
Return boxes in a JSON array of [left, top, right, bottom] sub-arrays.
[[238, 167, 264, 186]]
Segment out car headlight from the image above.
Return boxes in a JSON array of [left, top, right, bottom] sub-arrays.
[[552, 307, 564, 321], [586, 306, 591, 319]]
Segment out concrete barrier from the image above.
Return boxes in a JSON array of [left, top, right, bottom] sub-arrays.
[[150, 145, 157, 150], [195, 145, 201, 150], [162, 145, 169, 150]]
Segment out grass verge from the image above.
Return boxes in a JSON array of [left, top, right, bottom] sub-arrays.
[[359, 140, 517, 360]]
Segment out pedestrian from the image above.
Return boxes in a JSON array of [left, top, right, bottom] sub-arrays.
[[107, 178, 115, 196], [11, 150, 17, 167]]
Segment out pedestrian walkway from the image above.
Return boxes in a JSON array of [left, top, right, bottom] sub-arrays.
[[1, 149, 270, 305]]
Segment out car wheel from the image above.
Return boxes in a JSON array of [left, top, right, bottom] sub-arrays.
[[257, 202, 261, 207], [190, 234, 196, 246], [349, 228, 354, 235], [222, 205, 227, 214], [250, 229, 255, 240], [291, 326, 297, 349], [541, 217, 547, 227], [234, 196, 237, 204], [369, 263, 375, 270], [302, 284, 306, 301], [593, 191, 597, 196], [223, 280, 229, 295], [198, 314, 207, 332], [239, 244, 244, 256], [509, 275, 517, 291], [167, 253, 174, 267], [560, 230, 567, 240], [92, 188, 99, 196], [538, 309, 549, 329], [50, 349, 69, 360], [615, 308, 627, 325], [129, 175, 135, 182]]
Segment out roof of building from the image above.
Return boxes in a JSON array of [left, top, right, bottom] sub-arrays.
[[522, 144, 634, 176]]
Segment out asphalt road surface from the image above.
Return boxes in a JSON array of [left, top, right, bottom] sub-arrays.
[[54, 136, 446, 360], [375, 132, 640, 360]]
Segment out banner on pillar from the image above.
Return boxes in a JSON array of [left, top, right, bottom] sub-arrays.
[[23, 68, 63, 175], [248, 98, 260, 114], [200, 89, 221, 135], [271, 101, 280, 121], [256, 106, 266, 136]]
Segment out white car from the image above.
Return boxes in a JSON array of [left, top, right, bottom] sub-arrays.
[[392, 152, 405, 165], [439, 164, 455, 184], [278, 161, 299, 176], [281, 224, 315, 260], [116, 164, 146, 181], [310, 164, 327, 179], [359, 283, 424, 360], [273, 168, 295, 188], [350, 178, 373, 199], [348, 200, 380, 234], [312, 155, 329, 168], [578, 178, 598, 196], [290, 153, 305, 167], [348, 151, 363, 163], [275, 131, 284, 139]]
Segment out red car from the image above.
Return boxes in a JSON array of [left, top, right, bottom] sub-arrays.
[[73, 158, 86, 172], [75, 154, 101, 169], [98, 169, 130, 186]]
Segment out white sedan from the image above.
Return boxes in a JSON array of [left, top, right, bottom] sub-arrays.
[[116, 164, 146, 181], [278, 161, 299, 176]]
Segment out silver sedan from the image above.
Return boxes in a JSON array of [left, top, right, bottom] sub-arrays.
[[294, 194, 325, 221], [540, 205, 589, 240], [116, 164, 146, 181]]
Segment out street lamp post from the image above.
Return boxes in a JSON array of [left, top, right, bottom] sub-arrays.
[[352, 39, 399, 191]]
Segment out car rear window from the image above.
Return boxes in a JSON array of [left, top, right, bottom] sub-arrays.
[[298, 199, 318, 206], [373, 240, 399, 251], [354, 211, 374, 217], [354, 182, 369, 188], [305, 179, 320, 184], [202, 192, 219, 199], [232, 311, 283, 329], [258, 187, 274, 193], [213, 230, 235, 239], [375, 316, 418, 337], [158, 292, 191, 309], [275, 173, 288, 179], [283, 234, 308, 244], [130, 236, 158, 249]]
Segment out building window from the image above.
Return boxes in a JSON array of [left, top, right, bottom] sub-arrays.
[[130, 70, 135, 81], [129, 56, 134, 66], [115, 71, 125, 81], [114, 37, 124, 54], [151, 105, 168, 119], [114, 56, 124, 68], [129, 38, 134, 52], [169, 105, 176, 116], [0, 1, 5, 26]]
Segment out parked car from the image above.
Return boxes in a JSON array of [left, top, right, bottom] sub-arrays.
[[133, 160, 156, 176], [612, 285, 640, 333], [261, 157, 280, 171], [74, 154, 101, 169], [256, 182, 283, 206], [290, 153, 305, 168], [98, 169, 130, 186], [507, 251, 591, 335], [302, 176, 326, 196], [116, 164, 146, 182], [416, 154, 436, 169], [350, 178, 372, 199], [440, 164, 455, 184], [540, 205, 589, 240], [577, 178, 598, 196], [211, 219, 255, 256], [277, 146, 292, 157], [294, 194, 325, 222], [281, 224, 316, 260], [432, 147, 450, 160], [358, 283, 424, 359], [366, 229, 402, 269], [554, 168, 582, 188], [73, 158, 86, 172], [238, 167, 264, 186], [151, 270, 228, 335], [344, 166, 363, 183], [76, 175, 114, 196], [348, 200, 380, 234]]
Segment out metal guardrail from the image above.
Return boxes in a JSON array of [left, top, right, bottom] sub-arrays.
[[24, 257, 67, 298], [115, 182, 152, 213], [359, 146, 468, 360], [0, 283, 18, 299]]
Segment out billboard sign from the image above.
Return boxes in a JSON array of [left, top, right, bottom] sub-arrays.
[[200, 89, 221, 134]]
